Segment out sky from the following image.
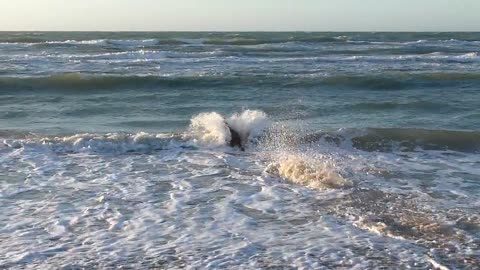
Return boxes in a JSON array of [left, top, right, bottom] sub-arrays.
[[1, 0, 479, 31]]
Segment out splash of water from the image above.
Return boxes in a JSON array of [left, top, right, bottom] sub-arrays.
[[226, 110, 269, 144], [189, 112, 231, 145], [189, 110, 270, 147], [259, 122, 352, 190]]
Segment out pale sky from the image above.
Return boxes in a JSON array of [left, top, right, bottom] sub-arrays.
[[1, 0, 479, 31]]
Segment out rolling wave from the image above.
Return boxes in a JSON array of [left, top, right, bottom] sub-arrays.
[[0, 74, 250, 92], [349, 100, 443, 111], [2, 72, 480, 92], [306, 128, 480, 153], [1, 132, 185, 154], [350, 128, 480, 153]]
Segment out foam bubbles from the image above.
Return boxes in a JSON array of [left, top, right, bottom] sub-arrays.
[[266, 153, 352, 190]]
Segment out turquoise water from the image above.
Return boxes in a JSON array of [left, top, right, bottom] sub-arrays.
[[1, 32, 479, 269]]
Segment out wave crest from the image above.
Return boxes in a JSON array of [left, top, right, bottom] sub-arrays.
[[2, 132, 181, 154]]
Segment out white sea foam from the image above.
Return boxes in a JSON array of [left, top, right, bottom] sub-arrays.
[[45, 39, 108, 45], [265, 153, 352, 190], [1, 119, 479, 268], [42, 39, 159, 47], [458, 52, 479, 59], [2, 132, 180, 154]]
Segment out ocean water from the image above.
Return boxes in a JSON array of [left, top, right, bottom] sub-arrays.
[[0, 32, 479, 269]]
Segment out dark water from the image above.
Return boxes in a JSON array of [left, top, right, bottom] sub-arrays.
[[1, 32, 479, 269]]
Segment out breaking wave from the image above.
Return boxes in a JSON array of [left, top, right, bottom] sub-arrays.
[[45, 39, 108, 45], [1, 110, 271, 153], [2, 132, 184, 154], [2, 116, 478, 155]]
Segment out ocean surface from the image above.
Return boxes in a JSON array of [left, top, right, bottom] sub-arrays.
[[0, 32, 479, 269]]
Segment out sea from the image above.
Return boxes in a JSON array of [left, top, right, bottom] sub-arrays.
[[0, 32, 479, 269]]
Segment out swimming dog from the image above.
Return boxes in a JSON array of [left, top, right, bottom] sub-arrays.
[[227, 123, 245, 151]]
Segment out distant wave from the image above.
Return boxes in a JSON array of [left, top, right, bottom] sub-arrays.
[[45, 39, 108, 45], [349, 100, 443, 111], [2, 72, 480, 92], [1, 33, 480, 47], [0, 36, 343, 46], [0, 37, 46, 43], [0, 38, 188, 46], [203, 36, 342, 45], [1, 38, 480, 53], [0, 74, 255, 92]]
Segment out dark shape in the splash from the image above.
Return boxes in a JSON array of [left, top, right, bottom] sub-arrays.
[[228, 125, 245, 151]]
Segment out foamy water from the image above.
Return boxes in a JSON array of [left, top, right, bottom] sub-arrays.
[[1, 110, 479, 269], [1, 32, 480, 269]]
